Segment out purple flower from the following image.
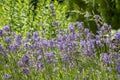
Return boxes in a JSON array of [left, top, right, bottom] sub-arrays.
[[23, 68, 30, 74], [38, 55, 42, 60], [76, 21, 84, 31], [115, 32, 120, 40], [97, 30, 102, 36], [49, 40, 56, 47], [50, 4, 54, 10], [100, 23, 111, 35], [3, 74, 11, 79], [29, 45, 34, 50], [82, 49, 91, 56], [17, 61, 24, 67], [37, 50, 42, 55], [61, 54, 68, 62], [33, 32, 39, 39], [3, 25, 10, 32], [9, 44, 19, 52], [0, 44, 3, 51], [45, 52, 54, 63], [24, 43, 29, 49], [36, 63, 43, 69], [94, 15, 101, 21], [11, 32, 16, 38], [0, 30, 3, 37], [52, 21, 58, 26], [107, 67, 112, 72], [14, 34, 22, 45], [68, 24, 75, 32], [102, 53, 110, 64], [103, 38, 111, 44], [116, 60, 120, 74], [5, 36, 11, 44], [84, 28, 89, 34], [57, 34, 63, 42], [86, 32, 94, 40], [22, 55, 29, 65], [42, 40, 48, 45], [69, 63, 74, 68], [80, 40, 86, 47]]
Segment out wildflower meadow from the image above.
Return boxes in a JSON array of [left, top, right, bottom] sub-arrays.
[[0, 0, 120, 80]]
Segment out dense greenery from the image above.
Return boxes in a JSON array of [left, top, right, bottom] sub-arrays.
[[0, 0, 69, 39], [0, 0, 120, 80], [66, 0, 120, 30]]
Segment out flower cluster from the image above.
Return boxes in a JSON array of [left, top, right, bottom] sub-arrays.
[[0, 21, 120, 79]]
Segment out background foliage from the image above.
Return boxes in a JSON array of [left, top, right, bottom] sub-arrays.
[[66, 0, 120, 30], [0, 0, 69, 39]]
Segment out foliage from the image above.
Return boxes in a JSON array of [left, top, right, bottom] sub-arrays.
[[0, 0, 120, 80], [65, 0, 120, 31], [0, 21, 120, 79], [0, 0, 69, 39]]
